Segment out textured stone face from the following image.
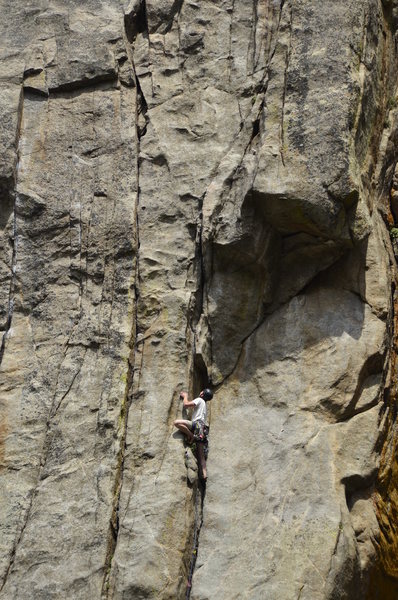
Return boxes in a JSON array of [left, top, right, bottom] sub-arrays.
[[0, 1, 398, 599]]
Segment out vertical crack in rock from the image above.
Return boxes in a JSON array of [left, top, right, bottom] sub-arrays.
[[181, 195, 210, 599], [266, 0, 287, 69], [0, 197, 17, 368], [101, 10, 147, 597], [185, 481, 206, 599], [100, 321, 136, 600], [0, 89, 28, 592], [188, 196, 205, 335], [124, 0, 148, 42], [0, 88, 23, 368]]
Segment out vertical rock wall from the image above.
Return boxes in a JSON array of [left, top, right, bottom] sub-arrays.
[[1, 1, 398, 599]]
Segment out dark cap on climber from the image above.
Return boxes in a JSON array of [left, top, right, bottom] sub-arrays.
[[201, 388, 213, 401]]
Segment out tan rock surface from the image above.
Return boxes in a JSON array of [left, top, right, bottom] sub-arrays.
[[0, 1, 398, 599]]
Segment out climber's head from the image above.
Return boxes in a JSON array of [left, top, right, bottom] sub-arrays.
[[200, 388, 213, 402]]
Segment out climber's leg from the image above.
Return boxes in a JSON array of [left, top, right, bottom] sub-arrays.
[[174, 419, 194, 442]]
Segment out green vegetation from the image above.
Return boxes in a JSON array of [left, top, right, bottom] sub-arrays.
[[389, 227, 398, 239]]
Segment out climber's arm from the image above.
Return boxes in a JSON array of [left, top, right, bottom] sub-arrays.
[[180, 391, 196, 408]]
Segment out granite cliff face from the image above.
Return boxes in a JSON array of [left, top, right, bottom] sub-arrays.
[[1, 1, 398, 599]]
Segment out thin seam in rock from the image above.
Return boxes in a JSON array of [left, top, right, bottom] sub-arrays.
[[100, 18, 143, 597]]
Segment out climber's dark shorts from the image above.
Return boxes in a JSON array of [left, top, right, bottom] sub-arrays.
[[178, 419, 209, 442], [177, 420, 209, 452]]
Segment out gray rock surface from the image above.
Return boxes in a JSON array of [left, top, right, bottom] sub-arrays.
[[0, 1, 398, 599]]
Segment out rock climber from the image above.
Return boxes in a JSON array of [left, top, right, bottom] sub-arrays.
[[174, 388, 213, 481]]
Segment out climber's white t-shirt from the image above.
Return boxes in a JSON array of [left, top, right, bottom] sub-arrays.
[[192, 397, 207, 423]]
